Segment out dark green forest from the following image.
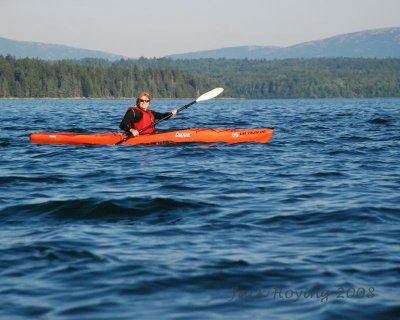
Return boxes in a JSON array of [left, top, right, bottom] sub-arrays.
[[1, 55, 399, 98], [0, 55, 218, 98]]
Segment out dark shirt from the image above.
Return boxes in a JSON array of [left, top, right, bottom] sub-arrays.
[[119, 107, 173, 133]]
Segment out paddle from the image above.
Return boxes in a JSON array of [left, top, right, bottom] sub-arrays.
[[115, 87, 224, 145]]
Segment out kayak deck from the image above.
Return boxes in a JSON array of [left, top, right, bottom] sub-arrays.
[[30, 128, 274, 145]]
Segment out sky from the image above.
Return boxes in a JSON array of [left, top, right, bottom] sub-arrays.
[[1, 0, 399, 58]]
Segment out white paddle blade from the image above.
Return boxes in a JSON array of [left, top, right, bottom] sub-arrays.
[[196, 87, 224, 102]]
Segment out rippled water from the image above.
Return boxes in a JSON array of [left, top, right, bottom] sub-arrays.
[[0, 98, 399, 319]]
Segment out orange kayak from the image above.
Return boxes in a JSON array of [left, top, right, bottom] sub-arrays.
[[30, 128, 273, 145]]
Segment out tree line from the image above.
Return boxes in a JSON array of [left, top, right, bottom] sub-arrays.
[[112, 57, 400, 98], [0, 55, 218, 98], [1, 54, 399, 98]]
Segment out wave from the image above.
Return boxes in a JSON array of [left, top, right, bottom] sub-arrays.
[[0, 138, 11, 147], [0, 175, 65, 184], [0, 196, 219, 223], [367, 117, 392, 125], [258, 206, 400, 226]]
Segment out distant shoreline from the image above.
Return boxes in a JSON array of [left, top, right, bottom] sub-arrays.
[[0, 97, 240, 100], [0, 97, 398, 100]]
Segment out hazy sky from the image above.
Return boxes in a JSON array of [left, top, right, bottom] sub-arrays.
[[1, 0, 399, 58]]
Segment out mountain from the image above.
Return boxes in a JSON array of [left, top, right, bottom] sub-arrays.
[[167, 27, 400, 60], [165, 45, 281, 60], [0, 37, 125, 61], [2, 27, 399, 61]]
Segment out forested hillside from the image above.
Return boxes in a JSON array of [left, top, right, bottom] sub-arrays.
[[0, 55, 218, 98], [1, 55, 399, 98], [115, 58, 400, 98]]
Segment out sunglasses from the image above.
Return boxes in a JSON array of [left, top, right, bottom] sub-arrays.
[[139, 99, 150, 103]]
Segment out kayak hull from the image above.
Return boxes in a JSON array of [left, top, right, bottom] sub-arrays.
[[30, 128, 274, 145]]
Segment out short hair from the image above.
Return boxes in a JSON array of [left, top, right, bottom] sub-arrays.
[[136, 91, 151, 106]]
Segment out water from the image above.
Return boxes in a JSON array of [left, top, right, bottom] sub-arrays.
[[0, 98, 399, 319]]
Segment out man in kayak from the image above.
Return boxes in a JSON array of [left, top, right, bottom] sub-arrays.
[[119, 91, 177, 136]]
